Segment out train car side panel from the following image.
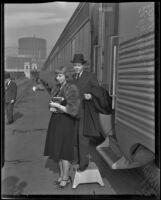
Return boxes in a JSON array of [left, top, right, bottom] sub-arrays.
[[115, 2, 155, 160]]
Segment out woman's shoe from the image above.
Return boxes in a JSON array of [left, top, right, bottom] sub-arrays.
[[57, 176, 72, 189], [54, 176, 63, 185]]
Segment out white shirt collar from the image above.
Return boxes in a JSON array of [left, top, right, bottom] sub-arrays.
[[79, 70, 83, 77], [8, 80, 11, 85]]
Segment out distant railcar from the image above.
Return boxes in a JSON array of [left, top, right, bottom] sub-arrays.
[[40, 3, 158, 171]]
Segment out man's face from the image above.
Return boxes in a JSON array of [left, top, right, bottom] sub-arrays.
[[73, 63, 83, 74]]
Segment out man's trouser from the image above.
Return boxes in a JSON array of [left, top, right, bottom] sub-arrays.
[[5, 102, 14, 122], [76, 106, 90, 167], [77, 133, 90, 166]]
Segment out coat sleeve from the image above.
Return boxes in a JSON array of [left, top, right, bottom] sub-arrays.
[[11, 82, 17, 100], [65, 84, 80, 117], [51, 87, 58, 97], [90, 73, 99, 86]]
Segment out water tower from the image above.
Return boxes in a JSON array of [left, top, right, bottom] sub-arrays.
[[18, 36, 47, 59]]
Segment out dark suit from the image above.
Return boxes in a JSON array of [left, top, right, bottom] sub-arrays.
[[5, 80, 17, 123], [73, 70, 100, 167]]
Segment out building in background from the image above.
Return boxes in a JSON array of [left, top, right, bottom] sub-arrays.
[[18, 37, 46, 59], [5, 36, 47, 79]]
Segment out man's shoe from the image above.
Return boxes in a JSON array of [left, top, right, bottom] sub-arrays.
[[77, 164, 88, 172]]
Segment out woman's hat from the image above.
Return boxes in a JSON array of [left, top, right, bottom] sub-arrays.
[[54, 66, 74, 82], [55, 66, 67, 74], [71, 54, 87, 64]]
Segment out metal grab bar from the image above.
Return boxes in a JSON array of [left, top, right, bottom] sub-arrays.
[[112, 45, 117, 109], [93, 45, 100, 73], [109, 36, 119, 109]]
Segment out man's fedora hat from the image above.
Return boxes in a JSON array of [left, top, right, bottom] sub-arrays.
[[5, 72, 11, 79], [71, 54, 87, 64]]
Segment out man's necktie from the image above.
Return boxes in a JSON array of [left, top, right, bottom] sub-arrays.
[[5, 82, 9, 90], [76, 73, 79, 80]]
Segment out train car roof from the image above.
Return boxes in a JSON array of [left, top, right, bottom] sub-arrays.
[[42, 2, 86, 70]]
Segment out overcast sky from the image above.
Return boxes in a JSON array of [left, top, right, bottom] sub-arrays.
[[4, 2, 79, 55]]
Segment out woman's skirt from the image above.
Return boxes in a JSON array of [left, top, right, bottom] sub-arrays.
[[44, 113, 75, 162]]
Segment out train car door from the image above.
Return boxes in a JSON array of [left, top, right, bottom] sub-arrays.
[[96, 3, 119, 138], [115, 2, 155, 163]]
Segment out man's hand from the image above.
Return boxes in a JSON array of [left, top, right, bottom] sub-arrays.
[[84, 93, 92, 100], [11, 99, 15, 104]]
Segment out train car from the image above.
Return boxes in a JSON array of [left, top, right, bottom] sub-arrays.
[[40, 3, 159, 172]]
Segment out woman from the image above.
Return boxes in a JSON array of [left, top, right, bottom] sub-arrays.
[[44, 66, 80, 189]]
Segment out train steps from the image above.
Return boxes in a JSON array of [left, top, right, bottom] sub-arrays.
[[96, 135, 145, 169], [96, 135, 121, 169]]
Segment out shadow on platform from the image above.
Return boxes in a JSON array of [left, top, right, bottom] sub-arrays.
[[2, 176, 27, 195], [44, 157, 59, 174]]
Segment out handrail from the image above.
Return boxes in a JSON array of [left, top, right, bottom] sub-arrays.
[[109, 36, 119, 109], [93, 44, 100, 73]]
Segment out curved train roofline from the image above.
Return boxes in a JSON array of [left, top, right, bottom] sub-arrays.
[[42, 2, 85, 70], [40, 2, 159, 170]]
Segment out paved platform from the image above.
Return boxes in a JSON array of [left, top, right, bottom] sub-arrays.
[[2, 85, 117, 195]]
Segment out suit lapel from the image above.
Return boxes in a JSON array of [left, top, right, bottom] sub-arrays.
[[5, 81, 11, 90], [76, 71, 85, 82]]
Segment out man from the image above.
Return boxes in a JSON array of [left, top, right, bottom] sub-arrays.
[[71, 53, 101, 172], [5, 72, 17, 125]]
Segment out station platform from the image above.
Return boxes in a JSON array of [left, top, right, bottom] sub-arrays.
[[2, 83, 144, 195]]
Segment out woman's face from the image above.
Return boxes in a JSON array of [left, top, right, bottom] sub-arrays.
[[56, 73, 66, 84]]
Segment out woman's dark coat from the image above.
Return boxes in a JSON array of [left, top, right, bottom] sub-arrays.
[[44, 82, 80, 162], [51, 83, 80, 117], [73, 70, 100, 138], [83, 85, 112, 137]]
